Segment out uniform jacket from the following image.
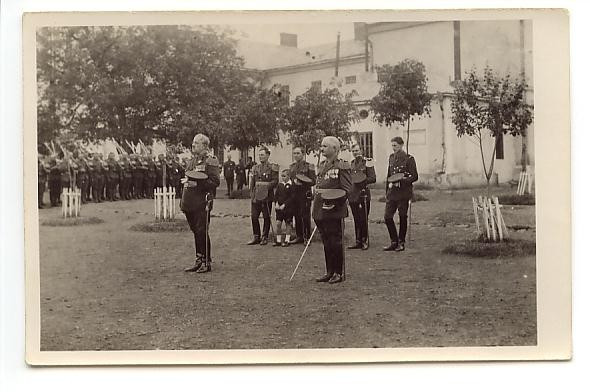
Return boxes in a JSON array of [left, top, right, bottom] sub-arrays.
[[312, 158, 353, 221], [223, 160, 236, 179], [349, 156, 376, 203], [106, 158, 120, 180], [180, 153, 220, 213], [385, 150, 418, 202], [288, 160, 317, 194], [250, 161, 279, 202]]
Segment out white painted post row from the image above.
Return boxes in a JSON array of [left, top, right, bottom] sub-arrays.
[[517, 172, 533, 195], [61, 187, 81, 218], [472, 196, 508, 242], [154, 186, 176, 221]]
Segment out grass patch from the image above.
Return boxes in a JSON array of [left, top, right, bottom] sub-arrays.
[[130, 219, 190, 232], [497, 194, 535, 205], [443, 238, 536, 258], [41, 216, 104, 226], [413, 183, 435, 191]]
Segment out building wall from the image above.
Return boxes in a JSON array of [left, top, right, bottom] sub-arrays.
[[234, 20, 534, 187]]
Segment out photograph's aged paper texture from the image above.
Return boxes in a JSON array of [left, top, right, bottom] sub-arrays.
[[23, 8, 571, 365]]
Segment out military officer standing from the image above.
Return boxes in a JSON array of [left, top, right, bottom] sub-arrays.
[[247, 147, 279, 246], [235, 158, 246, 192], [48, 157, 61, 206], [75, 153, 89, 204], [181, 133, 220, 273], [288, 146, 316, 244], [313, 136, 353, 284], [105, 152, 120, 201], [348, 144, 376, 250], [222, 156, 236, 196], [383, 137, 418, 252], [144, 155, 157, 199]]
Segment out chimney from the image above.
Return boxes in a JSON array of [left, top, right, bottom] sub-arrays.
[[280, 33, 298, 48], [354, 22, 367, 40]]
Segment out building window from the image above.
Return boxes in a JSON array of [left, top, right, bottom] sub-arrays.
[[311, 80, 322, 92], [278, 85, 290, 105], [496, 132, 504, 160], [345, 75, 356, 84], [357, 132, 373, 159]]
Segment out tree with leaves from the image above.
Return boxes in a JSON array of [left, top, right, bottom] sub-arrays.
[[370, 59, 432, 153], [36, 25, 248, 151], [283, 87, 358, 164], [450, 65, 533, 192]]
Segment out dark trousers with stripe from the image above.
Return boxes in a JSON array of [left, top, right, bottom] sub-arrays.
[[350, 198, 370, 243], [384, 199, 409, 243], [251, 200, 272, 238], [314, 218, 344, 276], [184, 208, 211, 261]]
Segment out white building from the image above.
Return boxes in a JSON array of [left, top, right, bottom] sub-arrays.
[[231, 21, 533, 187]]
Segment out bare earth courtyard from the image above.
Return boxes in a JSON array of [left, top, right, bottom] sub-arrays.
[[39, 186, 536, 351]]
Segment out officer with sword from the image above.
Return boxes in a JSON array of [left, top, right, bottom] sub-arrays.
[[247, 146, 279, 246], [181, 133, 220, 274], [348, 144, 376, 250]]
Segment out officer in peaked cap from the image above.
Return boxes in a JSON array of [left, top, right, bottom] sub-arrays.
[[288, 146, 317, 244], [313, 136, 352, 284], [247, 146, 279, 246], [348, 144, 376, 250], [181, 133, 220, 273], [383, 137, 418, 252]]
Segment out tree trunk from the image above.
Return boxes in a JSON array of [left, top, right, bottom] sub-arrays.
[[406, 116, 411, 154], [521, 133, 528, 172]]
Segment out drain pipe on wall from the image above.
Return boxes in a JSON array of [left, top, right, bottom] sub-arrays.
[[437, 91, 447, 174]]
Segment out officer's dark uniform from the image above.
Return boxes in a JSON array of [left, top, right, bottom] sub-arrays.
[[384, 150, 418, 250], [223, 159, 236, 196], [76, 158, 89, 204], [48, 159, 61, 206], [132, 157, 145, 199], [169, 159, 182, 195], [349, 156, 376, 249], [176, 159, 185, 198], [235, 161, 246, 191], [313, 158, 352, 283], [90, 157, 104, 202], [248, 161, 279, 244], [181, 153, 220, 272], [144, 157, 157, 198], [105, 157, 120, 201], [38, 159, 49, 208], [289, 159, 317, 243], [119, 156, 132, 200], [59, 159, 71, 191]]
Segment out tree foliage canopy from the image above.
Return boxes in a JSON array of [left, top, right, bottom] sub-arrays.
[[283, 87, 358, 156], [36, 26, 281, 151], [370, 59, 432, 127]]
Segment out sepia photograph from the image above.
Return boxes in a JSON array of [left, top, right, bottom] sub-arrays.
[[22, 9, 570, 365]]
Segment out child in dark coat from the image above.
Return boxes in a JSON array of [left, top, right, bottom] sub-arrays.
[[273, 170, 296, 246]]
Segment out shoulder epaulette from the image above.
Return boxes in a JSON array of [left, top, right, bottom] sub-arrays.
[[271, 163, 280, 171]]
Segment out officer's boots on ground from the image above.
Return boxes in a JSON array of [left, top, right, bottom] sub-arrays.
[[247, 235, 261, 245]]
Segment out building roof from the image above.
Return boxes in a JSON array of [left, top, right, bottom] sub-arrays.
[[236, 39, 366, 71]]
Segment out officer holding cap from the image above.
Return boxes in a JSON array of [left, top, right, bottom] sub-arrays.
[[181, 133, 220, 273], [348, 144, 376, 250], [247, 146, 279, 245], [313, 136, 352, 284], [289, 146, 316, 244], [383, 136, 418, 252]]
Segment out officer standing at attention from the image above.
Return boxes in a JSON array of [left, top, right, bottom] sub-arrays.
[[348, 144, 376, 250], [181, 133, 220, 273], [383, 136, 418, 252], [288, 146, 316, 244], [222, 156, 236, 196], [313, 136, 352, 284], [247, 147, 279, 246]]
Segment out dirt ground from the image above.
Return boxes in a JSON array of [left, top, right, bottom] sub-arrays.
[[39, 186, 536, 350]]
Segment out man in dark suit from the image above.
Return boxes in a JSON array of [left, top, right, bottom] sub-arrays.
[[348, 144, 376, 250], [288, 146, 316, 244], [383, 136, 418, 252], [313, 136, 353, 284], [181, 133, 221, 273]]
